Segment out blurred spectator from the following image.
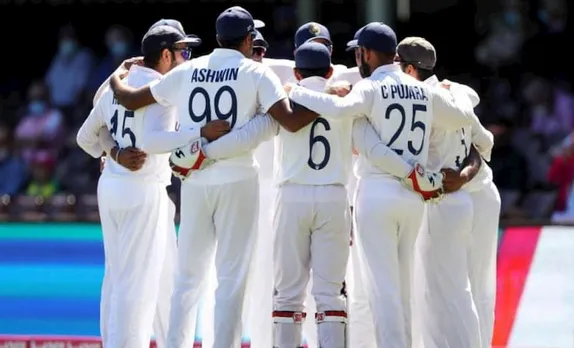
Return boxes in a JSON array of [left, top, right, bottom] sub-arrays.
[[25, 151, 60, 198], [0, 124, 27, 195], [265, 6, 297, 58], [475, 0, 532, 70], [547, 134, 574, 212], [488, 118, 529, 191], [14, 81, 65, 164], [522, 0, 571, 80], [88, 25, 135, 98], [45, 24, 94, 122], [523, 75, 574, 148]]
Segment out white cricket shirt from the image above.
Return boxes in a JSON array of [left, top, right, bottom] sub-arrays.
[[329, 66, 362, 86], [149, 48, 287, 185], [289, 64, 477, 181], [273, 76, 353, 186], [264, 58, 348, 85], [77, 65, 176, 185], [423, 75, 495, 192]]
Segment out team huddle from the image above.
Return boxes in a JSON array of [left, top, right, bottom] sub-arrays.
[[76, 6, 501, 348]]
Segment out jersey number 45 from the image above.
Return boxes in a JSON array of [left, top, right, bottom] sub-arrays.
[[110, 109, 136, 147]]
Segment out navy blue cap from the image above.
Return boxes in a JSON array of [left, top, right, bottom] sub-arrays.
[[141, 25, 186, 56], [294, 41, 331, 70], [253, 30, 268, 49], [357, 22, 397, 53], [216, 6, 264, 40], [149, 19, 202, 46], [294, 22, 332, 48], [346, 26, 365, 51]]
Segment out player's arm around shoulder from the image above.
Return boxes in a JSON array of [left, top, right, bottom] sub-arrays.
[[256, 64, 318, 132], [262, 58, 295, 84], [443, 79, 480, 108], [441, 144, 482, 193], [288, 78, 373, 121], [76, 92, 111, 158], [429, 83, 475, 131], [203, 114, 279, 160]]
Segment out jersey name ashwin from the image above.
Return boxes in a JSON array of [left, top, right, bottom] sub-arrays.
[[190, 68, 239, 83]]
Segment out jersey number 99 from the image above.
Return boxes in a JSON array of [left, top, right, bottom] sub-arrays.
[[308, 117, 331, 170], [385, 103, 427, 156], [188, 86, 237, 128], [110, 109, 136, 147]]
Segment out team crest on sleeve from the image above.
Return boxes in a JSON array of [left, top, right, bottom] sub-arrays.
[[190, 141, 200, 154], [309, 23, 320, 35]]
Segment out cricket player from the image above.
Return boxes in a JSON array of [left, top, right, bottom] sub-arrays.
[[77, 25, 204, 348], [397, 38, 501, 348], [263, 22, 347, 86], [201, 42, 444, 348], [92, 18, 203, 348], [395, 37, 494, 348], [287, 22, 479, 348], [106, 6, 324, 347]]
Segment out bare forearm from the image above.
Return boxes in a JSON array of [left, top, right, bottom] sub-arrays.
[[461, 145, 482, 181]]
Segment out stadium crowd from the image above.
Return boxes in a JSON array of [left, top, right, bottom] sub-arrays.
[[0, 0, 572, 223]]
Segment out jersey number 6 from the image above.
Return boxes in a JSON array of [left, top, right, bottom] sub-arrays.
[[110, 109, 136, 147], [188, 86, 237, 128], [308, 117, 331, 170], [385, 103, 427, 156]]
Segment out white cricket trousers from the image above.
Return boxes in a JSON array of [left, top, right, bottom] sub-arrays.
[[167, 175, 259, 348], [273, 184, 350, 348], [97, 175, 174, 348], [467, 183, 501, 348], [413, 191, 481, 348], [353, 177, 424, 348], [244, 177, 276, 348]]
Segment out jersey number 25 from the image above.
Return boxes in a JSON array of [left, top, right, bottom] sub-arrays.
[[385, 103, 427, 156], [308, 117, 331, 171]]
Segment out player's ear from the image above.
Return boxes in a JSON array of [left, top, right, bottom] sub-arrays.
[[293, 68, 303, 81], [325, 66, 334, 79]]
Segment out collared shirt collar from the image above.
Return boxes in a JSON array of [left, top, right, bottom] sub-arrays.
[[298, 76, 328, 91], [129, 65, 162, 79], [370, 63, 400, 77], [424, 74, 440, 86], [211, 48, 247, 58]]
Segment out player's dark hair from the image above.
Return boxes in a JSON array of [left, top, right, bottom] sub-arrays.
[[143, 48, 175, 69], [295, 67, 331, 79], [416, 67, 434, 81], [218, 33, 249, 50], [399, 62, 434, 81]]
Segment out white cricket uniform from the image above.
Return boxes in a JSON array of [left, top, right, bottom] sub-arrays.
[[261, 57, 348, 348], [203, 75, 414, 348], [76, 65, 178, 348], [412, 75, 496, 348], [148, 48, 287, 348], [270, 76, 353, 348], [460, 119, 500, 348], [289, 64, 477, 348]]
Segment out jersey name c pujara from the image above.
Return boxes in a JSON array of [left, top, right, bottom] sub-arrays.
[[381, 84, 429, 101], [190, 68, 240, 83]]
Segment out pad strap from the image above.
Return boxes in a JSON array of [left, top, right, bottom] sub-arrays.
[[272, 311, 307, 324], [315, 310, 348, 324]]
